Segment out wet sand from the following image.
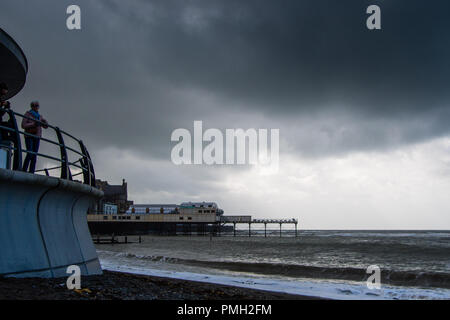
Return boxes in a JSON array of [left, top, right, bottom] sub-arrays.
[[0, 270, 324, 300]]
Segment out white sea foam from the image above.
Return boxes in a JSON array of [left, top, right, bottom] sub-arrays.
[[99, 258, 450, 300]]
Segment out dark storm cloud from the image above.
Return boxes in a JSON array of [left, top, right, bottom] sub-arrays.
[[101, 0, 450, 116], [1, 0, 450, 159]]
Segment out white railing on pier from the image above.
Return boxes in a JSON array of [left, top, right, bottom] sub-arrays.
[[252, 219, 298, 224]]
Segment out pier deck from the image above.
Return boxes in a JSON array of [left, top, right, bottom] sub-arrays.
[[87, 214, 299, 237], [220, 216, 298, 237]]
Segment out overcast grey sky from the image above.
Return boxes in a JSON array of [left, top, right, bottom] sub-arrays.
[[2, 0, 450, 229]]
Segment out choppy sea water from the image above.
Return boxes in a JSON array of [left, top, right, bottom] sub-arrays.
[[96, 230, 450, 300]]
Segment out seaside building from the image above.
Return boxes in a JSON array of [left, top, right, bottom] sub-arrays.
[[87, 178, 228, 235], [126, 202, 224, 216], [127, 204, 179, 214], [93, 179, 133, 214], [87, 203, 223, 235]]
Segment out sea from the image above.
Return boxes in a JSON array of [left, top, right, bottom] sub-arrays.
[[96, 230, 450, 300]]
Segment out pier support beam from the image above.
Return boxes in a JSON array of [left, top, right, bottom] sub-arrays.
[[280, 223, 282, 238], [233, 223, 236, 237], [249, 223, 251, 237], [264, 223, 267, 238]]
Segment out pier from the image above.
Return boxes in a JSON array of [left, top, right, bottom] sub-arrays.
[[221, 217, 299, 237], [88, 214, 299, 238]]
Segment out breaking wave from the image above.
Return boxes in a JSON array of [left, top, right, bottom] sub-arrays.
[[99, 250, 450, 289]]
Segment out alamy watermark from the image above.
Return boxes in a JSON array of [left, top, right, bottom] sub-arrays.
[[66, 265, 81, 290], [171, 121, 279, 170], [366, 265, 381, 290], [65, 4, 380, 31], [366, 5, 381, 30], [66, 5, 81, 30]]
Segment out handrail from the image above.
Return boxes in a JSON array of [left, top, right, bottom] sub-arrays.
[[0, 108, 96, 186]]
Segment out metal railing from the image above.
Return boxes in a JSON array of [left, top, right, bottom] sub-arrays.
[[0, 108, 96, 186], [252, 219, 298, 224]]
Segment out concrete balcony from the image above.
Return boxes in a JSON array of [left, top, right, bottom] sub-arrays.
[[0, 168, 103, 277]]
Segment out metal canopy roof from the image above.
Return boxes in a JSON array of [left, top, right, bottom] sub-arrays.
[[0, 28, 28, 99]]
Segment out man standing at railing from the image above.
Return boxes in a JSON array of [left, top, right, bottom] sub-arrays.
[[21, 101, 48, 173]]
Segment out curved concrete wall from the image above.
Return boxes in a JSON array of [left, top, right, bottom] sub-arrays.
[[0, 168, 103, 278]]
